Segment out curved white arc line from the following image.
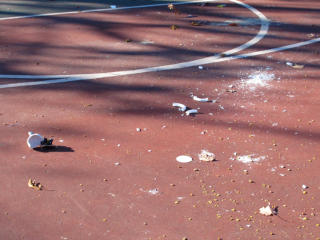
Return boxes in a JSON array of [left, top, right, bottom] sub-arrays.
[[1, 37, 319, 89], [0, 0, 269, 81]]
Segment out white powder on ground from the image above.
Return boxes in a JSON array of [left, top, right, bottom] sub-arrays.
[[148, 188, 159, 195], [236, 155, 266, 164], [241, 70, 275, 91]]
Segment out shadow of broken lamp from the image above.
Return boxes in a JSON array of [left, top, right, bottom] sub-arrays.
[[27, 131, 53, 149]]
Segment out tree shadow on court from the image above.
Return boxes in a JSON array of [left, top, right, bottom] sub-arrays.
[[1, 2, 320, 240], [0, 0, 319, 141]]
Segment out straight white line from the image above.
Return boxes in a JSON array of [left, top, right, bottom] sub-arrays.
[[0, 0, 269, 84], [222, 37, 320, 62], [1, 37, 319, 89]]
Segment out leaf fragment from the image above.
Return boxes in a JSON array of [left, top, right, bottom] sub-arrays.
[[191, 21, 202, 26], [217, 4, 226, 8], [28, 178, 43, 190], [170, 24, 178, 30], [168, 3, 175, 10], [228, 22, 239, 27]]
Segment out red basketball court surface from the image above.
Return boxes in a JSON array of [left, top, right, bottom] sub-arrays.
[[1, 0, 320, 239]]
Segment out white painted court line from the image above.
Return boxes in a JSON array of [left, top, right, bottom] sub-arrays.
[[1, 0, 319, 90], [0, 0, 269, 88], [1, 37, 319, 89]]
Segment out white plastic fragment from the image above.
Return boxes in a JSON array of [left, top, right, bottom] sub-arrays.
[[192, 96, 210, 102], [185, 109, 198, 116], [110, 5, 117, 9], [198, 150, 216, 161], [219, 105, 224, 110], [236, 155, 265, 164], [136, 128, 141, 132], [259, 205, 273, 216], [172, 102, 187, 112], [27, 131, 44, 149], [148, 188, 159, 195], [176, 155, 193, 163], [286, 62, 293, 66], [302, 184, 308, 189], [198, 65, 203, 70]]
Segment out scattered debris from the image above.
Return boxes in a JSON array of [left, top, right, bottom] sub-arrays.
[[186, 14, 197, 18], [27, 131, 53, 149], [83, 103, 93, 107], [172, 102, 187, 112], [236, 155, 265, 164], [191, 21, 202, 26], [136, 128, 141, 132], [228, 22, 239, 27], [171, 24, 178, 30], [148, 188, 159, 195], [140, 40, 154, 45], [286, 62, 304, 69], [185, 109, 198, 116], [28, 178, 43, 190], [241, 70, 275, 90], [114, 162, 120, 166], [217, 4, 226, 8], [259, 205, 273, 216], [198, 65, 204, 70], [192, 95, 209, 102], [176, 155, 193, 163], [226, 88, 237, 93], [198, 150, 216, 161], [200, 130, 208, 135], [168, 3, 175, 10], [302, 184, 308, 189]]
